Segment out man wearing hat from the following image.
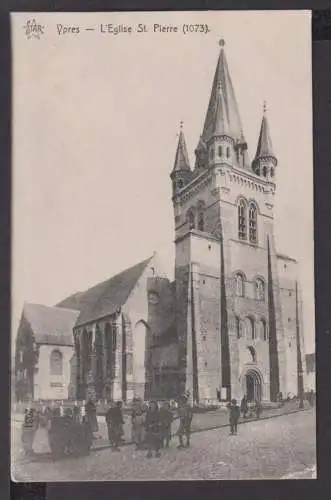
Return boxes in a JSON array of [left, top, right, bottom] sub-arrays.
[[177, 394, 193, 449]]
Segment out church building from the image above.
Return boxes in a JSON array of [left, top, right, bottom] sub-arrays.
[[171, 39, 306, 403], [15, 40, 306, 404]]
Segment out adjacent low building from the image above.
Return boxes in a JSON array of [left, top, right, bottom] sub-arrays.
[[14, 303, 79, 401]]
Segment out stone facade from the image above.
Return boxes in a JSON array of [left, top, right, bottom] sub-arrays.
[[72, 255, 178, 402], [170, 41, 306, 404]]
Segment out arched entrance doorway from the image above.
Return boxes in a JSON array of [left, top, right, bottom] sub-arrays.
[[245, 369, 262, 402]]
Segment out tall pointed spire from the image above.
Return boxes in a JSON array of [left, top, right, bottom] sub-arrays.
[[254, 102, 276, 160], [252, 102, 277, 178], [171, 122, 192, 195], [201, 39, 244, 143], [210, 81, 231, 137], [172, 121, 191, 172]]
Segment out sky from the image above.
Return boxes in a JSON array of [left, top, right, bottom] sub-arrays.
[[11, 11, 314, 353]]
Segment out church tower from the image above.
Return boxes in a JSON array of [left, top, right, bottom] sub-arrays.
[[171, 40, 292, 403]]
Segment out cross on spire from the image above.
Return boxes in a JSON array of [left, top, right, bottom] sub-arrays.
[[219, 38, 225, 47], [263, 100, 267, 114]]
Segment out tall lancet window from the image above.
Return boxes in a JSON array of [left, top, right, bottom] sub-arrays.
[[187, 209, 195, 229], [238, 199, 247, 240], [261, 318, 268, 341], [255, 278, 265, 301], [235, 273, 245, 297], [235, 315, 242, 339], [198, 211, 204, 231], [249, 203, 258, 243]]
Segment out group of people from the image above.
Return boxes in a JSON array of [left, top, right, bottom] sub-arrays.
[[105, 395, 193, 459], [20, 393, 268, 459], [20, 401, 98, 458]]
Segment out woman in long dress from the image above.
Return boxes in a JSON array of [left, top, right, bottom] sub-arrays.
[[33, 409, 51, 454]]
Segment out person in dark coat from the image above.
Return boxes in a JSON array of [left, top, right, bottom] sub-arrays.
[[177, 395, 193, 449], [131, 399, 146, 450], [105, 402, 124, 451], [240, 395, 248, 419], [159, 401, 173, 448], [145, 401, 162, 458], [227, 399, 240, 435], [21, 408, 38, 457], [85, 399, 99, 433]]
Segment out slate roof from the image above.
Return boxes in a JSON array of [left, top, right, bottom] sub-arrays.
[[56, 291, 87, 311], [57, 257, 153, 328], [23, 303, 79, 346], [254, 110, 276, 160], [210, 81, 231, 138], [202, 41, 244, 144], [172, 129, 191, 173]]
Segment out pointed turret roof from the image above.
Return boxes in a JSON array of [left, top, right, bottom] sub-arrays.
[[172, 123, 191, 173], [254, 102, 276, 160], [210, 81, 231, 137], [202, 39, 244, 143]]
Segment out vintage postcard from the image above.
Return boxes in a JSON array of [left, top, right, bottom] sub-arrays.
[[11, 10, 315, 481]]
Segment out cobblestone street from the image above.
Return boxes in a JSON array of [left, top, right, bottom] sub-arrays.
[[12, 408, 316, 481]]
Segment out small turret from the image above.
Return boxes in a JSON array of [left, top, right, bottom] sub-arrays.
[[252, 102, 277, 180], [170, 122, 192, 195]]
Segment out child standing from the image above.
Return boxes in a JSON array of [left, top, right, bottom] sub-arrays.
[[227, 399, 240, 435]]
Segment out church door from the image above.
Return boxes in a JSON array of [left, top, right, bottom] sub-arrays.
[[246, 374, 255, 402], [245, 370, 262, 402]]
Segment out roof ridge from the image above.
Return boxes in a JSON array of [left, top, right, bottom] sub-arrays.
[[75, 255, 154, 327], [25, 302, 80, 314], [87, 257, 152, 312]]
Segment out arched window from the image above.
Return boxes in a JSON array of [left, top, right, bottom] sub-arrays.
[[270, 167, 274, 178], [249, 203, 258, 243], [218, 145, 223, 157], [235, 273, 245, 297], [246, 317, 255, 340], [198, 212, 204, 231], [263, 166, 267, 177], [209, 147, 214, 160], [261, 318, 268, 341], [226, 146, 230, 158], [178, 179, 184, 189], [238, 199, 247, 240], [50, 350, 63, 376], [235, 315, 241, 339], [255, 278, 265, 301], [186, 210, 195, 229]]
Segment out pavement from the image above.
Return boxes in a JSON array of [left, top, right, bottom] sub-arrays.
[[12, 407, 316, 481]]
